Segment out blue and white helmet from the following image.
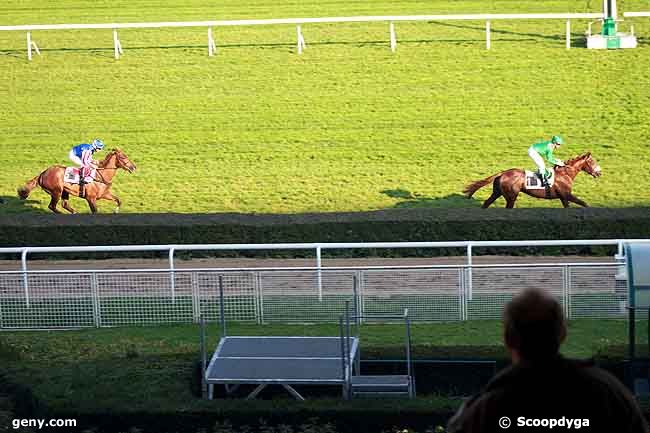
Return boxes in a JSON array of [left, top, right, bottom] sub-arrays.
[[92, 139, 105, 150]]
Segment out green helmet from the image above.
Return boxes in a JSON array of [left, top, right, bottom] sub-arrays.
[[551, 135, 564, 145]]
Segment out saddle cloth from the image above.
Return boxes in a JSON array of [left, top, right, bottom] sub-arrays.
[[64, 167, 97, 184], [525, 170, 555, 190]]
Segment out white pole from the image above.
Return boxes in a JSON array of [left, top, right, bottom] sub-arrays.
[[389, 22, 396, 52], [169, 248, 175, 303], [566, 19, 571, 49], [467, 243, 473, 301], [486, 20, 491, 50], [297, 25, 305, 54], [208, 27, 216, 56], [113, 28, 122, 59], [21, 248, 29, 307], [316, 246, 322, 301], [27, 31, 32, 60]]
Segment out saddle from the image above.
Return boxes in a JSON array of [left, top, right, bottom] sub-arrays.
[[525, 170, 555, 190], [64, 167, 97, 185]]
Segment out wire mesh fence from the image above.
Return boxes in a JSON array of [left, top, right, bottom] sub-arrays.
[[0, 263, 625, 329]]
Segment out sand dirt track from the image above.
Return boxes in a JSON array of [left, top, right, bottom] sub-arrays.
[[0, 255, 615, 271]]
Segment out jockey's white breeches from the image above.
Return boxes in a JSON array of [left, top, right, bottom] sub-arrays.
[[68, 149, 83, 166], [528, 147, 546, 173], [69, 149, 95, 177]]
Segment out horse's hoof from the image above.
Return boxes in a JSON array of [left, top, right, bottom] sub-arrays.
[[113, 207, 120, 214]]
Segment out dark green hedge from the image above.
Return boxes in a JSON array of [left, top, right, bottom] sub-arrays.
[[0, 345, 638, 433], [0, 208, 648, 256]]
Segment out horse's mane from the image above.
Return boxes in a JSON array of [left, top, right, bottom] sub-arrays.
[[98, 149, 122, 167], [564, 152, 591, 166]]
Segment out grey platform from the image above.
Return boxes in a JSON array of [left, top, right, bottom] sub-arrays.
[[205, 336, 359, 400]]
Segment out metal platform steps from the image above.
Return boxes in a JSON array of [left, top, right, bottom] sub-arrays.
[[341, 296, 416, 399], [350, 374, 414, 398]]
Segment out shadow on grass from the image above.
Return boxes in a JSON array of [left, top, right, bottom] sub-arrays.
[[431, 20, 567, 42], [0, 195, 49, 214], [0, 24, 583, 60], [382, 188, 480, 208]]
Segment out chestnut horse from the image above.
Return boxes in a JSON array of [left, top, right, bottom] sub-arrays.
[[464, 153, 601, 208], [17, 148, 136, 214]]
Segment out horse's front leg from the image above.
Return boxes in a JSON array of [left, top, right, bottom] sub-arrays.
[[559, 195, 570, 208], [86, 197, 99, 213], [100, 190, 121, 213], [567, 193, 588, 207]]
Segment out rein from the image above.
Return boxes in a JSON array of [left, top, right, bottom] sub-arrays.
[[92, 168, 113, 187], [92, 153, 120, 186]]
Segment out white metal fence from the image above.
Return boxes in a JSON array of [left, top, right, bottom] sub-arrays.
[[0, 12, 606, 60], [0, 240, 645, 329]]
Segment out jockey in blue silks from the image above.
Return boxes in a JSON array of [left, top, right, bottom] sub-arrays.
[[68, 139, 104, 195]]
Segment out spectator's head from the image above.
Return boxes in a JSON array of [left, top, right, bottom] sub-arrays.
[[503, 289, 567, 363]]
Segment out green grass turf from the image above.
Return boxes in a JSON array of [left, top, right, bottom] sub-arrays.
[[0, 319, 638, 413], [0, 292, 627, 328], [1, 1, 650, 214]]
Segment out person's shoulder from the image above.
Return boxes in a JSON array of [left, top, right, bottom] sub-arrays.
[[576, 362, 629, 391], [457, 365, 519, 413], [565, 359, 643, 410]]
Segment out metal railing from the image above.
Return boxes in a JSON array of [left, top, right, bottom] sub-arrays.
[[0, 262, 626, 329], [624, 12, 650, 17], [1, 239, 645, 305], [0, 239, 644, 329], [0, 12, 606, 60]]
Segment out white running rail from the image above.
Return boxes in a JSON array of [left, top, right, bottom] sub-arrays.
[[0, 12, 605, 60], [623, 11, 650, 17], [0, 238, 647, 329]]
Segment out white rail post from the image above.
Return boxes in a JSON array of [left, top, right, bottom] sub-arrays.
[[389, 22, 397, 52], [169, 247, 175, 303], [113, 28, 123, 59], [316, 246, 322, 301], [26, 32, 39, 60], [566, 19, 571, 49], [467, 243, 473, 302], [191, 271, 200, 322], [486, 20, 491, 50], [458, 268, 465, 321], [21, 248, 29, 307], [563, 264, 571, 319], [208, 26, 217, 56], [91, 273, 101, 327], [297, 25, 306, 54], [26, 32, 41, 60]]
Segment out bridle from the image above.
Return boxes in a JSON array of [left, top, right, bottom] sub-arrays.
[[91, 151, 131, 186]]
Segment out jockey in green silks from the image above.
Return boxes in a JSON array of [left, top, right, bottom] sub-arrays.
[[528, 135, 565, 186]]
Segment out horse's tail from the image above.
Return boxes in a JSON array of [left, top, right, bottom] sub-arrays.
[[17, 175, 40, 200], [463, 172, 503, 198]]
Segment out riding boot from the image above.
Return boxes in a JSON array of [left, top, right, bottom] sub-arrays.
[[79, 180, 85, 198]]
